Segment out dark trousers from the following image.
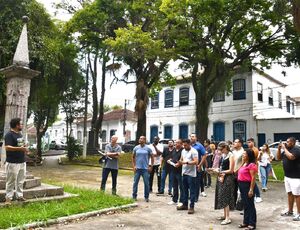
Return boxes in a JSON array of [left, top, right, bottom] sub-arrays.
[[101, 168, 118, 194], [238, 181, 257, 227], [204, 171, 211, 187], [160, 169, 173, 193], [149, 165, 161, 192], [195, 171, 204, 201], [254, 183, 260, 198], [182, 175, 196, 208], [172, 172, 184, 203]]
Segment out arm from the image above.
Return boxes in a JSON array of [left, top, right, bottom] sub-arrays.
[[106, 151, 120, 159], [198, 153, 207, 167], [257, 151, 262, 161], [153, 144, 162, 156], [277, 145, 282, 161], [281, 144, 296, 160], [248, 168, 257, 198], [5, 145, 27, 153], [132, 152, 136, 172], [148, 154, 154, 172]]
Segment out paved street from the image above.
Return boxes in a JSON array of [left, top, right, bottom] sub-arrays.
[[25, 157, 299, 230]]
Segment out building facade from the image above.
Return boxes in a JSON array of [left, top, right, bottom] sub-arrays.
[[146, 68, 299, 146]]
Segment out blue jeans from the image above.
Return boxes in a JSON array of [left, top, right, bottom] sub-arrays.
[[160, 169, 173, 193], [238, 181, 257, 227], [101, 168, 118, 194], [260, 164, 272, 188], [182, 174, 196, 208], [172, 172, 184, 203], [195, 171, 204, 201], [254, 183, 260, 198], [132, 169, 150, 199]]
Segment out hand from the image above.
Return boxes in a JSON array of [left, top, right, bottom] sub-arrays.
[[175, 163, 180, 168], [248, 190, 254, 198], [133, 166, 137, 173], [148, 165, 153, 173]]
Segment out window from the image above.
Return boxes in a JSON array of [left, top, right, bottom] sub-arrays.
[[213, 91, 225, 102], [257, 82, 263, 102], [164, 125, 173, 139], [233, 120, 246, 142], [233, 79, 246, 100], [278, 92, 282, 109], [179, 87, 189, 106], [101, 130, 107, 142], [292, 103, 295, 115], [164, 90, 173, 108], [268, 88, 273, 106], [110, 129, 116, 139], [287, 100, 291, 113], [151, 93, 159, 109]]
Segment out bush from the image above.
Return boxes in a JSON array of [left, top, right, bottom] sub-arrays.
[[66, 137, 82, 161]]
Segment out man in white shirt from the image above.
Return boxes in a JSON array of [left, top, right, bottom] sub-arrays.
[[232, 138, 244, 204], [148, 136, 164, 193], [177, 139, 198, 214]]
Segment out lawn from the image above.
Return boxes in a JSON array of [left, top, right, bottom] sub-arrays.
[[0, 185, 134, 229], [271, 160, 284, 182]]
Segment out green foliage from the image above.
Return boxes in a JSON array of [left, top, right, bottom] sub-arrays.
[[0, 185, 133, 229], [66, 136, 83, 161]]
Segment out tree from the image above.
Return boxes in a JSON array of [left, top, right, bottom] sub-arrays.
[[66, 0, 126, 148], [161, 0, 297, 142], [292, 0, 300, 32], [105, 0, 173, 141]]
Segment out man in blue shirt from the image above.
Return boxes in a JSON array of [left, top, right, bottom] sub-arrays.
[[132, 136, 154, 202], [190, 133, 207, 201]]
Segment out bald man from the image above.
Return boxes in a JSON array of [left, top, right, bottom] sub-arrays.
[[100, 135, 122, 195]]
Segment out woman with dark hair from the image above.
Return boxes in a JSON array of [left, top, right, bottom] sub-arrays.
[[237, 149, 258, 230], [210, 141, 235, 225]]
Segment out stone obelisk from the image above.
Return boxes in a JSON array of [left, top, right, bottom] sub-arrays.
[[0, 16, 40, 167]]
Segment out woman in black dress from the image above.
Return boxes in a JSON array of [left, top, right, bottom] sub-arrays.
[[213, 141, 236, 225]]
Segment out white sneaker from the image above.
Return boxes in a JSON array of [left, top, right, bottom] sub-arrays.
[[201, 192, 207, 197], [293, 214, 300, 221], [255, 197, 262, 203], [168, 201, 176, 205], [177, 202, 183, 207]]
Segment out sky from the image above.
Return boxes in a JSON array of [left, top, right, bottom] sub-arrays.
[[36, 0, 300, 107]]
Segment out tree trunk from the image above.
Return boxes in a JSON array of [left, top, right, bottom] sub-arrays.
[[134, 78, 148, 143], [95, 51, 107, 147]]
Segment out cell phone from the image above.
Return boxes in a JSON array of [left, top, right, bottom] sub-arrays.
[[279, 140, 282, 144]]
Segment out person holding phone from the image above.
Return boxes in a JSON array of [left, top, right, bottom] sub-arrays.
[[277, 137, 300, 221]]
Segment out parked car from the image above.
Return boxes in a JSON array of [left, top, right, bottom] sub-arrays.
[[122, 140, 136, 152], [159, 139, 172, 148], [49, 140, 67, 150], [267, 140, 300, 160]]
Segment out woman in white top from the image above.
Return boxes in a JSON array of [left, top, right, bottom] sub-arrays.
[[258, 144, 274, 191]]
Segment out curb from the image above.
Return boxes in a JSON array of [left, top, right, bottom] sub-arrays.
[[60, 161, 133, 171], [8, 203, 138, 230]]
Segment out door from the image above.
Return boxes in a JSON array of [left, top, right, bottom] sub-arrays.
[[257, 133, 266, 148], [150, 126, 158, 143], [179, 124, 188, 139], [213, 122, 225, 142]]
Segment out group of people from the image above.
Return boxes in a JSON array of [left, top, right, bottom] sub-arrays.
[[101, 134, 300, 229], [2, 117, 300, 228]]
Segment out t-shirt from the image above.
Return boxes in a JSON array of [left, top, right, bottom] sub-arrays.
[[282, 145, 300, 179], [192, 142, 206, 164], [162, 147, 173, 172], [233, 147, 244, 172], [238, 163, 258, 182], [149, 143, 164, 166], [133, 145, 153, 170], [4, 130, 25, 163], [181, 147, 198, 177], [259, 152, 274, 167], [104, 143, 122, 170], [171, 148, 183, 174]]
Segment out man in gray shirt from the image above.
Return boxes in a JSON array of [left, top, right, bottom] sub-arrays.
[[101, 135, 122, 195]]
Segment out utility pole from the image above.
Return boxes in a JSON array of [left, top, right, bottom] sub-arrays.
[[123, 99, 127, 142], [83, 64, 89, 159]]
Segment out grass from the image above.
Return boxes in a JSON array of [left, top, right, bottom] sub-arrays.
[[271, 160, 284, 182], [0, 184, 134, 229], [61, 153, 134, 169]]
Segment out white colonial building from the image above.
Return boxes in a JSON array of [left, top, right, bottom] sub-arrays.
[[146, 67, 300, 147], [46, 109, 137, 145]]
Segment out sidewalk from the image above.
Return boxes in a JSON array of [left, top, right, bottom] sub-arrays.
[[28, 162, 299, 230]]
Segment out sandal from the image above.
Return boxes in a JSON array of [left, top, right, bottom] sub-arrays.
[[221, 219, 231, 225], [245, 226, 256, 230], [238, 224, 248, 228], [217, 216, 225, 220]]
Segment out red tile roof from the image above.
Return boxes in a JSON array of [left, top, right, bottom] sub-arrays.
[[103, 109, 136, 122]]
